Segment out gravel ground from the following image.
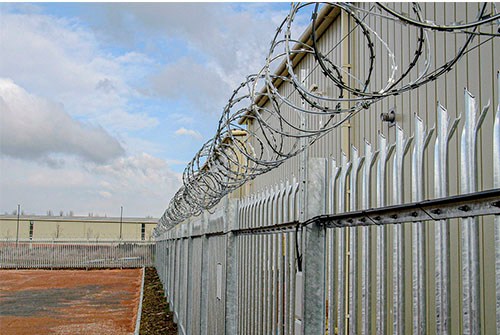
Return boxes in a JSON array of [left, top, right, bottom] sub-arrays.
[[139, 267, 177, 335], [0, 269, 141, 335]]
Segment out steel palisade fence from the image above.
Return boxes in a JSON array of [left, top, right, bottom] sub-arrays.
[[155, 82, 500, 335], [0, 240, 155, 269]]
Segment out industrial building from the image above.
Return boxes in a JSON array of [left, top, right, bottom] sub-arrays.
[[0, 214, 157, 241]]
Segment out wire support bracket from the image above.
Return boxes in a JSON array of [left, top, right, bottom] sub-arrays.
[[318, 188, 500, 229]]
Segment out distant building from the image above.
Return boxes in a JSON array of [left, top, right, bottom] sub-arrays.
[[0, 215, 157, 241]]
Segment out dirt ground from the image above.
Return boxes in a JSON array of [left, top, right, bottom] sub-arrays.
[[139, 267, 177, 335], [0, 269, 142, 335]]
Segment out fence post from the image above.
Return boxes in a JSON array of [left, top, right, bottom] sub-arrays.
[[434, 102, 459, 334], [225, 198, 239, 334], [411, 114, 434, 335], [200, 213, 209, 335], [461, 88, 489, 335], [186, 229, 193, 335], [297, 157, 327, 334], [392, 125, 413, 335], [494, 71, 500, 335]]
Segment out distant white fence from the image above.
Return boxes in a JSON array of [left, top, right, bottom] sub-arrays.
[[0, 240, 155, 269]]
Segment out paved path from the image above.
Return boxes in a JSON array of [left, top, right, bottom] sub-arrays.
[[0, 269, 142, 335]]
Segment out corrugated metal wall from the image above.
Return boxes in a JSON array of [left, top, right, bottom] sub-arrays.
[[249, 3, 499, 194]]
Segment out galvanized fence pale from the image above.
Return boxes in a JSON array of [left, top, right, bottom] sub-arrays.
[[0, 240, 155, 269], [155, 82, 500, 335]]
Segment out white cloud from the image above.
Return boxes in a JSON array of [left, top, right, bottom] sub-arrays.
[[90, 153, 183, 215], [170, 113, 194, 125], [0, 78, 125, 164], [23, 163, 89, 188], [103, 3, 288, 74], [97, 109, 159, 132], [0, 154, 181, 217], [1, 13, 104, 98], [93, 4, 297, 114], [0, 12, 157, 132], [174, 127, 203, 140], [150, 57, 231, 114], [99, 191, 112, 198], [94, 153, 180, 188], [165, 159, 189, 166]]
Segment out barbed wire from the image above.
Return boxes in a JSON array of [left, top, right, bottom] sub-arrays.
[[154, 2, 499, 236]]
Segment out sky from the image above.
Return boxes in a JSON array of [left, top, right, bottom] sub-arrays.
[[0, 2, 311, 218]]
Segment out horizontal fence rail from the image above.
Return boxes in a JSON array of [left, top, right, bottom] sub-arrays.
[[0, 240, 155, 269]]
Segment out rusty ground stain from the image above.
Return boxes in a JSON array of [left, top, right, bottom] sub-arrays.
[[0, 268, 142, 335]]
